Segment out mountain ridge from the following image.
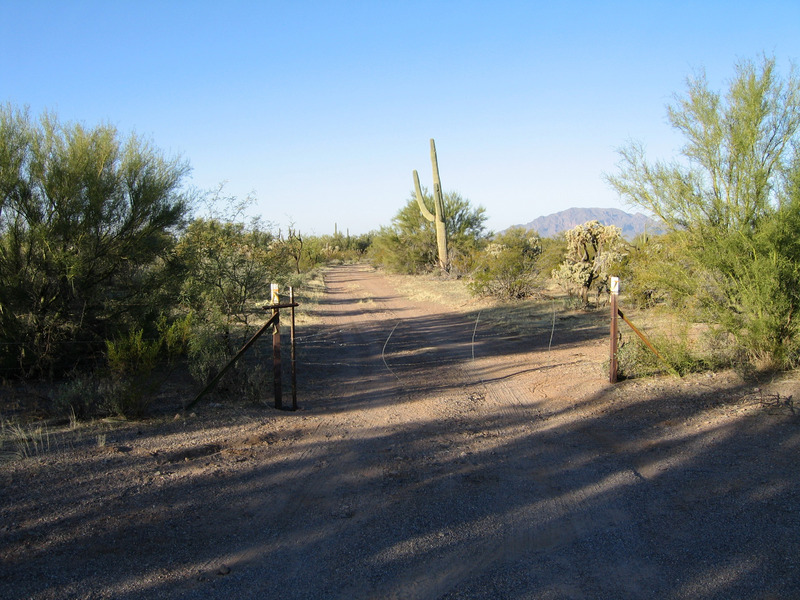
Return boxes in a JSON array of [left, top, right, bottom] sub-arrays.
[[511, 207, 662, 239]]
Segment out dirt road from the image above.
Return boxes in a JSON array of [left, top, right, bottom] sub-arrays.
[[2, 264, 800, 599]]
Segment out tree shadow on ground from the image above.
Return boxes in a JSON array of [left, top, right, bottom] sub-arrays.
[[2, 290, 799, 599]]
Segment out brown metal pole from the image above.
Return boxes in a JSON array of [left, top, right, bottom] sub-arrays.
[[290, 287, 297, 411], [609, 277, 619, 383], [273, 307, 282, 409]]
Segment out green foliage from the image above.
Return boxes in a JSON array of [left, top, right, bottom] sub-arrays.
[[700, 207, 800, 367], [105, 333, 154, 415], [617, 231, 694, 309], [608, 56, 800, 369], [615, 320, 729, 379], [106, 328, 161, 377], [469, 227, 543, 299], [552, 221, 626, 306], [0, 105, 191, 376], [371, 190, 488, 274], [103, 328, 162, 417], [537, 234, 568, 278], [176, 217, 290, 348], [52, 375, 103, 420], [293, 230, 372, 269], [186, 321, 231, 387], [616, 333, 688, 379], [184, 319, 273, 405], [158, 312, 193, 359], [102, 312, 192, 418]]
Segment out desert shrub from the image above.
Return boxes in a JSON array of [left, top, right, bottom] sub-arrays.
[[616, 331, 697, 379], [102, 328, 163, 418], [371, 190, 488, 274], [176, 215, 292, 354], [185, 321, 274, 405], [159, 312, 194, 360], [277, 228, 372, 273], [469, 227, 542, 299], [618, 231, 695, 309], [615, 317, 731, 379], [607, 56, 800, 369], [0, 105, 191, 376], [186, 320, 230, 386], [537, 235, 568, 280], [54, 313, 195, 419], [52, 375, 104, 421], [106, 329, 161, 377]]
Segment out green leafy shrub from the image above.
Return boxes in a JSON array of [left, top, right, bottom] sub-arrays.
[[615, 320, 728, 379], [371, 190, 488, 274], [98, 313, 194, 418], [0, 105, 191, 376], [106, 329, 161, 377], [176, 215, 292, 355], [104, 328, 162, 417], [607, 56, 800, 370], [469, 227, 542, 299]]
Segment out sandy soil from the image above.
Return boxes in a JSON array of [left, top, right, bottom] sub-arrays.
[[2, 263, 800, 599]]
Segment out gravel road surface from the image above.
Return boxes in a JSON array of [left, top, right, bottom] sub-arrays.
[[2, 263, 799, 599]]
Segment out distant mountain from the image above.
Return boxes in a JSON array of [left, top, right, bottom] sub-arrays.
[[511, 207, 662, 239]]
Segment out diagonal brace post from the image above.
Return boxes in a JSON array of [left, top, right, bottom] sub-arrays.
[[184, 312, 280, 411]]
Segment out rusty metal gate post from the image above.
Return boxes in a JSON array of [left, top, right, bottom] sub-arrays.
[[271, 284, 283, 409], [609, 276, 619, 383], [290, 286, 297, 411]]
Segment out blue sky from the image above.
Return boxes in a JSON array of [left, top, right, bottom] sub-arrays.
[[2, 1, 799, 235]]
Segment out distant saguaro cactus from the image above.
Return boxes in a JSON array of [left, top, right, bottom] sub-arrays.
[[413, 138, 448, 270]]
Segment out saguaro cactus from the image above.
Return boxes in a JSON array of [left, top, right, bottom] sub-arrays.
[[413, 138, 448, 271]]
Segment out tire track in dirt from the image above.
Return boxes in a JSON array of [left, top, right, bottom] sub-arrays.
[[296, 266, 568, 597], [177, 264, 762, 599], [318, 264, 658, 598], [201, 264, 449, 593], [6, 265, 799, 600]]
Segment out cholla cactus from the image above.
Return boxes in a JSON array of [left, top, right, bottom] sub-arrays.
[[553, 220, 625, 306]]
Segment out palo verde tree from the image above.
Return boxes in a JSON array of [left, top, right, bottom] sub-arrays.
[[0, 105, 192, 375], [607, 56, 800, 368]]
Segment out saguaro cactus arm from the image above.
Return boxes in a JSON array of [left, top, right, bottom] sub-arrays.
[[413, 170, 436, 222], [429, 138, 445, 220]]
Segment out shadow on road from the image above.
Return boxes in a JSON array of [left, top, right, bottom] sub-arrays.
[[3, 266, 799, 600]]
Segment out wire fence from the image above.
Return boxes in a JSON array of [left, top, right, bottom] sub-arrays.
[[614, 301, 721, 378], [0, 294, 723, 389]]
